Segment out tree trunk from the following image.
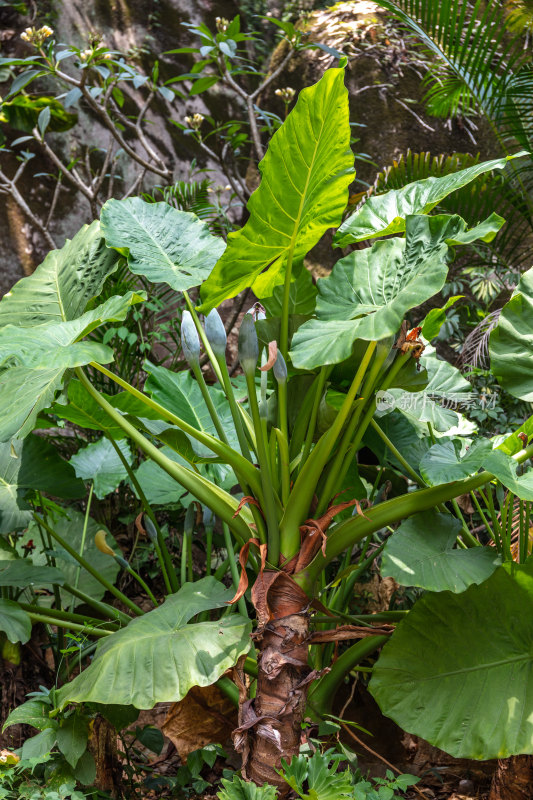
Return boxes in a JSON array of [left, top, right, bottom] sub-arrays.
[[489, 755, 533, 800], [233, 571, 314, 792], [88, 715, 123, 799]]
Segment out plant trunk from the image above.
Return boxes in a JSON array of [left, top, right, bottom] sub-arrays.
[[88, 715, 123, 799], [489, 755, 533, 800], [233, 571, 314, 792]]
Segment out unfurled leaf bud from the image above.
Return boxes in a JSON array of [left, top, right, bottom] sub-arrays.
[[273, 351, 287, 384], [95, 530, 115, 556], [181, 310, 201, 366], [144, 515, 158, 542], [205, 309, 227, 357], [239, 314, 259, 376]]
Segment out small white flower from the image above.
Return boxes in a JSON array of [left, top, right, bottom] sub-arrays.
[[185, 112, 205, 131], [79, 49, 93, 62], [40, 25, 54, 38], [275, 86, 296, 103]]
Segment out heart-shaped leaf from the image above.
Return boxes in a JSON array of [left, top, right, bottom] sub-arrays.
[[335, 152, 526, 246], [0, 434, 84, 533], [291, 215, 456, 369], [370, 561, 533, 758], [56, 577, 252, 709], [490, 265, 533, 401], [100, 198, 225, 292], [381, 511, 500, 593], [0, 291, 145, 441], [199, 67, 354, 311], [69, 438, 132, 499], [0, 221, 118, 328], [0, 599, 32, 644]]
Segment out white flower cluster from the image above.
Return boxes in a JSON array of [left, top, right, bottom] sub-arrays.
[[275, 87, 296, 103], [185, 113, 205, 131], [20, 25, 54, 45], [215, 16, 230, 33]]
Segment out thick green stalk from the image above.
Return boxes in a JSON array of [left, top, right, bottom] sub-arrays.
[[299, 367, 329, 468], [124, 563, 159, 606], [27, 611, 113, 638], [215, 353, 253, 460], [106, 434, 176, 593], [72, 483, 93, 604], [317, 345, 395, 513], [90, 362, 261, 497], [481, 485, 503, 552], [280, 250, 296, 362], [34, 513, 144, 616], [296, 441, 533, 591], [245, 370, 281, 561], [369, 419, 425, 487], [307, 636, 388, 717], [61, 582, 131, 625], [223, 522, 249, 619], [275, 428, 291, 506], [190, 361, 229, 444], [76, 368, 255, 544], [18, 603, 119, 631], [281, 342, 378, 557]]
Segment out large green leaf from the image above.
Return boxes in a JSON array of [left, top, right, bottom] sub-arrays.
[[0, 291, 145, 442], [51, 380, 161, 439], [100, 198, 225, 292], [490, 265, 533, 401], [0, 435, 84, 534], [134, 446, 189, 506], [381, 511, 500, 593], [56, 577, 252, 709], [381, 346, 475, 434], [22, 510, 119, 608], [3, 699, 56, 732], [420, 438, 533, 500], [0, 560, 65, 586], [69, 438, 132, 499], [0, 599, 32, 644], [199, 67, 354, 311], [144, 362, 239, 457], [261, 266, 318, 317], [291, 215, 458, 369], [0, 222, 118, 327], [370, 561, 533, 758], [334, 152, 526, 246]]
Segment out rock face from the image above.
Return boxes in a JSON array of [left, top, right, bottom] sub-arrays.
[[264, 1, 499, 188], [0, 0, 500, 294]]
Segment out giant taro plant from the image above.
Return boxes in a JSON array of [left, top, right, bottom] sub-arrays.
[[1, 66, 533, 789]]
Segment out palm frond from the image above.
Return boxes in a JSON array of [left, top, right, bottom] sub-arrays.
[[460, 309, 502, 368], [379, 0, 527, 119]]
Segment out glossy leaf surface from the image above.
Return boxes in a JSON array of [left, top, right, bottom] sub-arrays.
[[100, 198, 225, 292], [370, 562, 533, 758], [335, 152, 525, 246], [56, 578, 251, 709], [199, 67, 354, 310], [381, 511, 500, 592], [490, 265, 533, 401], [0, 434, 84, 533]]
